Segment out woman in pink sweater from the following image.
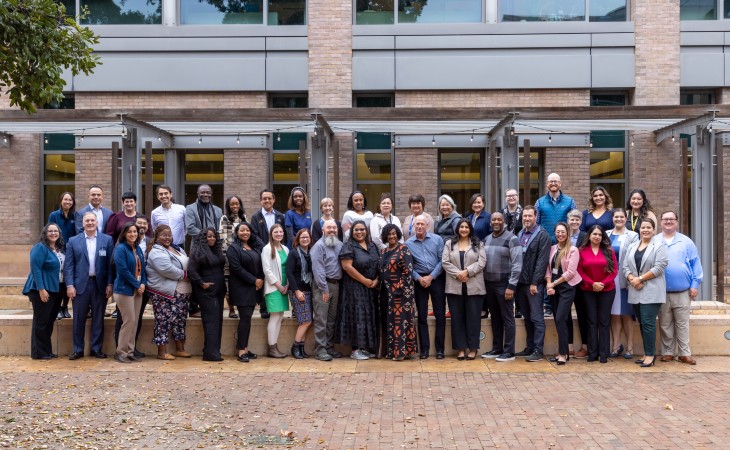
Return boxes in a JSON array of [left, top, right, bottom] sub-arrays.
[[577, 225, 618, 363]]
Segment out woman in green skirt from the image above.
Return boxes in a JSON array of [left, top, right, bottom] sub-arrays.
[[261, 223, 290, 358]]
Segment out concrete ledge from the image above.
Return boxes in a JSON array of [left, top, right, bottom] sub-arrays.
[[1, 315, 728, 357]]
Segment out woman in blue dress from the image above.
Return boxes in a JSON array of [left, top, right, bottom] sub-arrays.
[[284, 187, 312, 245], [581, 186, 614, 232], [606, 208, 638, 359]]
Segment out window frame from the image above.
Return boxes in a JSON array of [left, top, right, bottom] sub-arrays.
[[353, 135, 395, 215], [437, 149, 484, 216]]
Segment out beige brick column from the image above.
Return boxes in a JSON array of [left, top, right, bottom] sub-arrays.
[[328, 134, 353, 217], [394, 148, 439, 221], [632, 0, 680, 106], [75, 149, 113, 206], [544, 147, 591, 210], [224, 148, 270, 216], [308, 0, 352, 108], [0, 134, 41, 245], [627, 133, 680, 216]]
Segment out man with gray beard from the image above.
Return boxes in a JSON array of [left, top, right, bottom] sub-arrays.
[[310, 220, 344, 361]]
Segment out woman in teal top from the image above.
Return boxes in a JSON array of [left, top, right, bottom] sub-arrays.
[[262, 224, 290, 358], [23, 223, 65, 360]]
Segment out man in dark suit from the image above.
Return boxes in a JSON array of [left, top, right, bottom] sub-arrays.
[[74, 184, 113, 235], [249, 189, 286, 319], [65, 211, 114, 360]]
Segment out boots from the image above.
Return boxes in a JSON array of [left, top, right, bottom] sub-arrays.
[[268, 344, 287, 358], [291, 342, 304, 359], [299, 341, 310, 358]]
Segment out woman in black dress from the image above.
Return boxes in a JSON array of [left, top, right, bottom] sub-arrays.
[[378, 223, 418, 361], [226, 222, 264, 363], [188, 227, 227, 362], [337, 220, 380, 360], [285, 228, 314, 359]]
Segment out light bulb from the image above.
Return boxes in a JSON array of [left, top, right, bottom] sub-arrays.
[[198, 134, 202, 145], [432, 136, 436, 146], [548, 134, 552, 144], [236, 134, 240, 144]]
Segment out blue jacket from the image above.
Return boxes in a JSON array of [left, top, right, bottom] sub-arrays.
[[74, 204, 113, 235], [535, 191, 576, 244], [113, 242, 147, 296], [23, 243, 61, 295], [64, 232, 115, 295], [48, 209, 77, 244], [466, 210, 492, 241]]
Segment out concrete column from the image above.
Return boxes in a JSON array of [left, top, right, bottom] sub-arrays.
[[308, 0, 352, 108]]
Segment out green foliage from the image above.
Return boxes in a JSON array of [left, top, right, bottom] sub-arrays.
[[0, 0, 99, 113]]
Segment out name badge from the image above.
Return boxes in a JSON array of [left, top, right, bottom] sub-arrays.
[[552, 267, 559, 275], [99, 249, 106, 257], [136, 275, 142, 282]]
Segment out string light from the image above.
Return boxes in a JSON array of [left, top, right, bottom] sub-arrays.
[[313, 126, 318, 137], [353, 132, 357, 145], [631, 135, 635, 147], [548, 133, 552, 144], [708, 122, 713, 132], [2, 135, 7, 144], [671, 129, 675, 143], [198, 134, 202, 145], [236, 133, 240, 144], [121, 125, 127, 139], [432, 136, 436, 146], [392, 135, 396, 147], [277, 131, 281, 142], [470, 130, 474, 142], [80, 130, 84, 142], [589, 140, 593, 148], [44, 135, 48, 144], [157, 133, 162, 142]]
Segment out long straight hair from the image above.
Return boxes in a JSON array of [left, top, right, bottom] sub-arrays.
[[268, 223, 285, 259], [554, 222, 571, 267], [580, 224, 614, 273]]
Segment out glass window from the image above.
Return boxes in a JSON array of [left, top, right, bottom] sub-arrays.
[[44, 185, 75, 225], [589, 0, 626, 21], [680, 0, 717, 20], [500, 0, 585, 22], [590, 92, 628, 107], [180, 0, 264, 24], [42, 143, 75, 225], [269, 0, 306, 25], [183, 151, 224, 207], [140, 149, 165, 213], [44, 134, 75, 151], [356, 152, 391, 181], [518, 150, 541, 205], [356, 132, 391, 150], [60, 0, 76, 17], [82, 0, 162, 24], [439, 151, 482, 215], [354, 94, 394, 107], [270, 94, 308, 108], [590, 151, 624, 180], [398, 0, 482, 23], [726, 0, 730, 18], [356, 135, 393, 214], [44, 154, 76, 182], [680, 91, 715, 105], [272, 153, 299, 212], [356, 0, 395, 24]]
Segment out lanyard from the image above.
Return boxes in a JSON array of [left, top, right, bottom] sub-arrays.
[[629, 211, 639, 231]]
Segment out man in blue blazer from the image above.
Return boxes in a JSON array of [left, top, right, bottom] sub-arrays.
[[65, 211, 115, 360], [75, 185, 113, 235]]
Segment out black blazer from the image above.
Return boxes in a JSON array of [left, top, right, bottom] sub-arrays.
[[285, 247, 312, 292], [226, 243, 264, 307], [311, 218, 343, 243], [250, 209, 287, 245]]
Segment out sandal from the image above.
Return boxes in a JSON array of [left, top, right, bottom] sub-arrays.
[[610, 344, 624, 358], [229, 311, 239, 319], [157, 353, 175, 360], [623, 347, 634, 359]]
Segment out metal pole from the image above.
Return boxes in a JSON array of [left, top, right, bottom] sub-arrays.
[[715, 135, 725, 303], [145, 141, 153, 218], [111, 141, 120, 212], [489, 138, 498, 212], [522, 139, 531, 207], [680, 138, 689, 234]]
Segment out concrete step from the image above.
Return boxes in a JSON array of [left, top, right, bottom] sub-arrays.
[[0, 295, 30, 310], [1, 314, 729, 357]]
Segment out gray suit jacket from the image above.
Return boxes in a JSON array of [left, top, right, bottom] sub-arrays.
[[442, 240, 486, 296], [622, 240, 668, 305]]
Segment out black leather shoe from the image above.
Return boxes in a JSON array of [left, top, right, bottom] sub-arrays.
[[133, 350, 146, 358], [69, 352, 83, 360], [436, 352, 445, 360], [237, 354, 250, 363], [260, 310, 270, 319], [90, 351, 107, 359], [327, 349, 343, 359], [203, 355, 224, 362], [127, 354, 139, 362], [32, 355, 53, 360], [50, 353, 58, 359], [245, 351, 258, 359], [419, 352, 429, 359]]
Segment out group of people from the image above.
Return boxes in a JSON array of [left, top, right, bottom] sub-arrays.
[[23, 175, 702, 367]]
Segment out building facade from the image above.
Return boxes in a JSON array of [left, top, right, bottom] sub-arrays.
[[1, 0, 728, 298]]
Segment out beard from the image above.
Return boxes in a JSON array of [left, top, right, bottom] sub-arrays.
[[324, 235, 341, 247]]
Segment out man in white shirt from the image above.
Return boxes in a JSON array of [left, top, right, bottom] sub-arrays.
[[74, 185, 113, 235], [150, 185, 186, 246]]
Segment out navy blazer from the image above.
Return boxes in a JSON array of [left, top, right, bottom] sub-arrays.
[[250, 209, 287, 245], [113, 242, 148, 296], [48, 209, 77, 244], [23, 243, 61, 295], [466, 210, 492, 241], [64, 232, 115, 295], [74, 205, 114, 235]]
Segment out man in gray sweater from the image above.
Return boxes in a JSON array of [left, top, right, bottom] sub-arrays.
[[310, 220, 344, 361]]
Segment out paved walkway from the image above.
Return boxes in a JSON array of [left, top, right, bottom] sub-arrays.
[[0, 356, 728, 449]]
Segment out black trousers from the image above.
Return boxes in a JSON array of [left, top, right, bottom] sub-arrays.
[[114, 290, 149, 348], [515, 283, 545, 353], [28, 290, 62, 358], [414, 273, 446, 354], [485, 281, 515, 354], [447, 293, 482, 350], [551, 283, 576, 355], [235, 305, 255, 350], [198, 284, 225, 359], [573, 289, 588, 346], [583, 290, 614, 359]]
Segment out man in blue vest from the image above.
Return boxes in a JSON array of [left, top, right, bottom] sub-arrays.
[[534, 173, 576, 317]]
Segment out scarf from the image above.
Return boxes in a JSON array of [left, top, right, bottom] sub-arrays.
[[196, 200, 215, 230], [297, 247, 312, 284]]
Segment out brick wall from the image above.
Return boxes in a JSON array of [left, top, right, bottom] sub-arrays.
[[328, 134, 354, 217], [543, 147, 591, 211], [632, 0, 680, 106], [308, 0, 352, 108], [396, 89, 591, 108], [394, 148, 439, 222], [0, 134, 41, 245], [75, 92, 267, 109], [74, 149, 113, 209], [224, 148, 270, 218], [627, 133, 680, 217]]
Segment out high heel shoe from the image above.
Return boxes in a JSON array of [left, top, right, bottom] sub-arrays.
[[610, 344, 624, 358], [556, 355, 567, 365], [640, 357, 655, 368], [465, 351, 477, 360], [457, 352, 465, 361]]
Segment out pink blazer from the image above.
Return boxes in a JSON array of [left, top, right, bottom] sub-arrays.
[[545, 245, 582, 286]]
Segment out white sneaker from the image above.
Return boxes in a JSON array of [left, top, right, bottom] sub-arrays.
[[350, 349, 369, 360]]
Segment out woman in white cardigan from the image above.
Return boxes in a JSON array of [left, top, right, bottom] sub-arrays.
[[545, 222, 582, 365], [261, 224, 290, 358], [622, 217, 668, 368]]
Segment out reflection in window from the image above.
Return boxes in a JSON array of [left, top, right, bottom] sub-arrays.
[[589, 0, 626, 22], [500, 0, 585, 21], [590, 151, 624, 180], [354, 94, 394, 107], [82, 0, 162, 24], [357, 153, 391, 181], [680, 0, 716, 20], [44, 154, 76, 182], [680, 91, 714, 105], [398, 0, 482, 24], [184, 151, 224, 207], [43, 142, 75, 224], [60, 0, 76, 17], [356, 134, 393, 213], [270, 94, 308, 108], [440, 151, 482, 215], [180, 0, 264, 24], [272, 153, 299, 212], [356, 0, 395, 24], [269, 0, 306, 25]]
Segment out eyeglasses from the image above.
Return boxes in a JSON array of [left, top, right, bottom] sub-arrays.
[[661, 218, 677, 222], [47, 230, 59, 233], [547, 180, 560, 184], [506, 194, 518, 198]]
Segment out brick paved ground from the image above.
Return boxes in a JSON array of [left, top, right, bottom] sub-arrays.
[[0, 357, 728, 449]]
